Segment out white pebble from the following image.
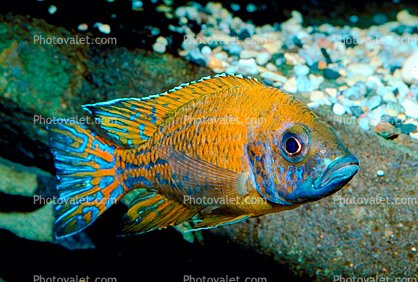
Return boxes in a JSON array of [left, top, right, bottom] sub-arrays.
[[94, 23, 111, 34], [333, 103, 346, 116], [402, 99, 418, 119], [347, 63, 374, 77], [377, 170, 385, 177], [256, 52, 270, 66], [294, 65, 310, 76], [78, 23, 88, 31], [153, 43, 166, 54], [201, 46, 211, 55]]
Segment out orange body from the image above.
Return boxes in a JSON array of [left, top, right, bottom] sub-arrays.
[[48, 74, 359, 238]]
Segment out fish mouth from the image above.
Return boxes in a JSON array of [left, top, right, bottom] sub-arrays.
[[313, 155, 359, 195], [281, 155, 359, 204]]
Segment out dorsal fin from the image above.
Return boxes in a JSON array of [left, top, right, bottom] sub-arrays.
[[82, 74, 265, 147]]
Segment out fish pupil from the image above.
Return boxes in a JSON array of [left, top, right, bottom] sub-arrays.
[[285, 137, 301, 155]]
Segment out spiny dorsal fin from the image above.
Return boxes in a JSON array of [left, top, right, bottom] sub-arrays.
[[82, 74, 265, 147]]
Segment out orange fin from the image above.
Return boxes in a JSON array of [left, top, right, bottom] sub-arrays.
[[190, 214, 250, 231], [82, 74, 264, 147], [48, 122, 126, 238], [155, 145, 248, 203], [120, 190, 196, 236]]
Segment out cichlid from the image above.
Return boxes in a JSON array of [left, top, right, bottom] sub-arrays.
[[48, 74, 359, 238]]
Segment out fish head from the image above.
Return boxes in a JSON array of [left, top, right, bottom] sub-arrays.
[[248, 101, 359, 206]]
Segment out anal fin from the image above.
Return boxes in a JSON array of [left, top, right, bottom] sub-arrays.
[[120, 190, 196, 236]]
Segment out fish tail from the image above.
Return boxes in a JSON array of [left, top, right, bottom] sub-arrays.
[[48, 121, 126, 238]]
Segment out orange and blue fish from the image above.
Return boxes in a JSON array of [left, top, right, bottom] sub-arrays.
[[48, 74, 359, 238]]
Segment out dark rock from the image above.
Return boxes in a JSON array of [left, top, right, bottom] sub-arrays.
[[341, 35, 357, 48], [320, 47, 332, 64], [382, 115, 403, 127], [350, 106, 364, 118], [323, 68, 341, 80], [238, 29, 251, 40], [400, 123, 418, 135], [309, 61, 319, 72], [392, 24, 408, 35]]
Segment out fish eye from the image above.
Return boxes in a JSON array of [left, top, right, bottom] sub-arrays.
[[285, 137, 302, 155], [279, 126, 310, 163]]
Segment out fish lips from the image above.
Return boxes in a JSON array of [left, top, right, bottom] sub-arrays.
[[284, 155, 359, 204]]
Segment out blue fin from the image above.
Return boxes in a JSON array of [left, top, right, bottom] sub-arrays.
[[48, 122, 126, 238]]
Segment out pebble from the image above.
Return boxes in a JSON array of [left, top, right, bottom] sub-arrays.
[[208, 57, 223, 69], [78, 23, 88, 31], [309, 74, 324, 89], [153, 43, 166, 53], [260, 71, 287, 84], [333, 103, 346, 116], [282, 77, 297, 94], [284, 53, 305, 65], [294, 65, 310, 76], [347, 63, 375, 77], [246, 3, 257, 13], [323, 68, 341, 80], [230, 3, 240, 12], [132, 0, 143, 11], [310, 91, 326, 102], [350, 106, 364, 118], [343, 87, 361, 100], [369, 105, 387, 126], [375, 122, 400, 139], [325, 88, 338, 98], [48, 5, 57, 14], [367, 95, 382, 110], [377, 170, 385, 177], [382, 92, 397, 103], [373, 14, 388, 25], [401, 99, 418, 119], [93, 23, 111, 34], [296, 75, 314, 93], [256, 52, 270, 66], [201, 46, 212, 55], [401, 52, 418, 84], [411, 132, 418, 140], [237, 58, 258, 75], [186, 48, 206, 66], [397, 10, 418, 26], [266, 63, 278, 72]]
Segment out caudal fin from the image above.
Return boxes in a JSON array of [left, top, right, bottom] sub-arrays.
[[48, 121, 125, 238]]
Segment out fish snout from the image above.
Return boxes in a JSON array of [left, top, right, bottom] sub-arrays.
[[283, 155, 359, 204], [314, 154, 359, 193]]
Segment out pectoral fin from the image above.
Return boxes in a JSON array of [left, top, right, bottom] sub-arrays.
[[155, 145, 248, 204], [189, 214, 250, 231]]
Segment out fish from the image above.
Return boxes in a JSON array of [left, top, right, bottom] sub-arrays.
[[48, 73, 359, 238]]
